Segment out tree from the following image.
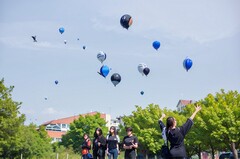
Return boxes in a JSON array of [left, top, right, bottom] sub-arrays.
[[183, 89, 240, 159], [201, 90, 240, 159], [121, 104, 187, 156], [61, 113, 108, 153], [17, 124, 52, 158], [0, 79, 25, 158]]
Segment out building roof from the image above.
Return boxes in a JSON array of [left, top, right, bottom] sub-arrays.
[[180, 100, 193, 105], [176, 100, 194, 108], [42, 111, 107, 125], [47, 131, 66, 138]]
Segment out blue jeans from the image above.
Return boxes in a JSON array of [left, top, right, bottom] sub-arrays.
[[108, 148, 118, 159]]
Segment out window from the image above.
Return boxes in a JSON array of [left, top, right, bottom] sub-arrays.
[[62, 124, 66, 128]]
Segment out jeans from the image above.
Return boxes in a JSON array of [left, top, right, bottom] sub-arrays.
[[82, 154, 88, 159], [108, 148, 118, 159]]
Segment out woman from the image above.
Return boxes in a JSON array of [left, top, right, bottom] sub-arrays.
[[106, 126, 120, 159], [159, 105, 201, 159], [81, 133, 91, 159], [93, 128, 106, 159]]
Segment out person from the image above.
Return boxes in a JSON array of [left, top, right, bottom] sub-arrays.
[[123, 127, 138, 159], [81, 133, 91, 159], [106, 126, 120, 159], [93, 127, 107, 159], [159, 105, 202, 159]]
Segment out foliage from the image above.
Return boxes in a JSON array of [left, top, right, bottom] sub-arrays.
[[183, 89, 240, 159], [17, 124, 52, 158], [122, 104, 167, 154], [61, 113, 108, 153], [0, 79, 25, 158]]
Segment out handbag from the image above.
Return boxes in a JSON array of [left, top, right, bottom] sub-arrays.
[[87, 153, 93, 159], [161, 139, 170, 158]]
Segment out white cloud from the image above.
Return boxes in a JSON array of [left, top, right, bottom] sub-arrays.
[[41, 107, 62, 115]]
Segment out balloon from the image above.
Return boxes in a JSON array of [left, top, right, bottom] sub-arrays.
[[152, 41, 161, 50], [140, 91, 144, 95], [183, 58, 193, 72], [143, 67, 150, 76], [59, 27, 65, 34], [55, 80, 58, 85], [111, 73, 121, 87], [99, 65, 110, 78], [138, 63, 147, 75], [64, 40, 67, 44], [120, 14, 133, 29], [83, 46, 86, 50], [44, 97, 48, 100], [97, 51, 107, 63]]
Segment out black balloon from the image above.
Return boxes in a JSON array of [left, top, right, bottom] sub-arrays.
[[143, 67, 150, 76], [120, 14, 132, 29], [111, 73, 121, 87]]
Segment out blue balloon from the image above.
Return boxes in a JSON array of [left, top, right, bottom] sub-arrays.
[[183, 58, 193, 72], [152, 41, 161, 50], [99, 65, 110, 78], [59, 27, 65, 34]]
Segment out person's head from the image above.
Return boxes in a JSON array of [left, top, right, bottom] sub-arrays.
[[166, 117, 176, 131], [83, 133, 89, 140], [94, 127, 103, 138], [109, 126, 117, 136], [126, 127, 133, 136]]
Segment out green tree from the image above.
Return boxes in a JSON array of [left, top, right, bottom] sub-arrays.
[[201, 90, 239, 159], [61, 113, 108, 153], [0, 79, 25, 158], [17, 124, 52, 158], [184, 90, 240, 159], [121, 104, 187, 155]]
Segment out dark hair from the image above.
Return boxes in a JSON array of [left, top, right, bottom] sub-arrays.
[[109, 126, 117, 136], [166, 117, 175, 138], [94, 127, 103, 138], [83, 133, 89, 138], [126, 127, 133, 132]]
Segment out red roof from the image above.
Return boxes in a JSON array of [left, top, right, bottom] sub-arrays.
[[47, 131, 66, 138], [180, 100, 193, 105], [42, 111, 107, 125]]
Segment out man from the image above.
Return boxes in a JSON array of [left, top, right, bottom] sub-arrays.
[[123, 127, 138, 159]]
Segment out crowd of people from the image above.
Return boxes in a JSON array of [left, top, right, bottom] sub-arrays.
[[81, 126, 138, 159], [81, 105, 201, 159]]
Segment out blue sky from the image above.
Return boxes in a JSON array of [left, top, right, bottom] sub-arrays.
[[0, 0, 239, 125]]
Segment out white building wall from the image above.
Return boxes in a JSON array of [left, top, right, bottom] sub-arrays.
[[105, 114, 111, 129]]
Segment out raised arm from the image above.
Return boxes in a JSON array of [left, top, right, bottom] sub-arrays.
[[159, 113, 166, 121], [158, 113, 166, 131], [189, 105, 201, 120]]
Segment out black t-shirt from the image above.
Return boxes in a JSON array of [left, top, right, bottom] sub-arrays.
[[106, 135, 119, 150], [123, 135, 138, 153]]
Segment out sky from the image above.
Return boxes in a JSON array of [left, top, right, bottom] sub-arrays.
[[0, 0, 240, 126]]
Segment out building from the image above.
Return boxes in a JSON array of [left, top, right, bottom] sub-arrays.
[[176, 99, 195, 112], [42, 111, 111, 143], [110, 116, 124, 131]]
